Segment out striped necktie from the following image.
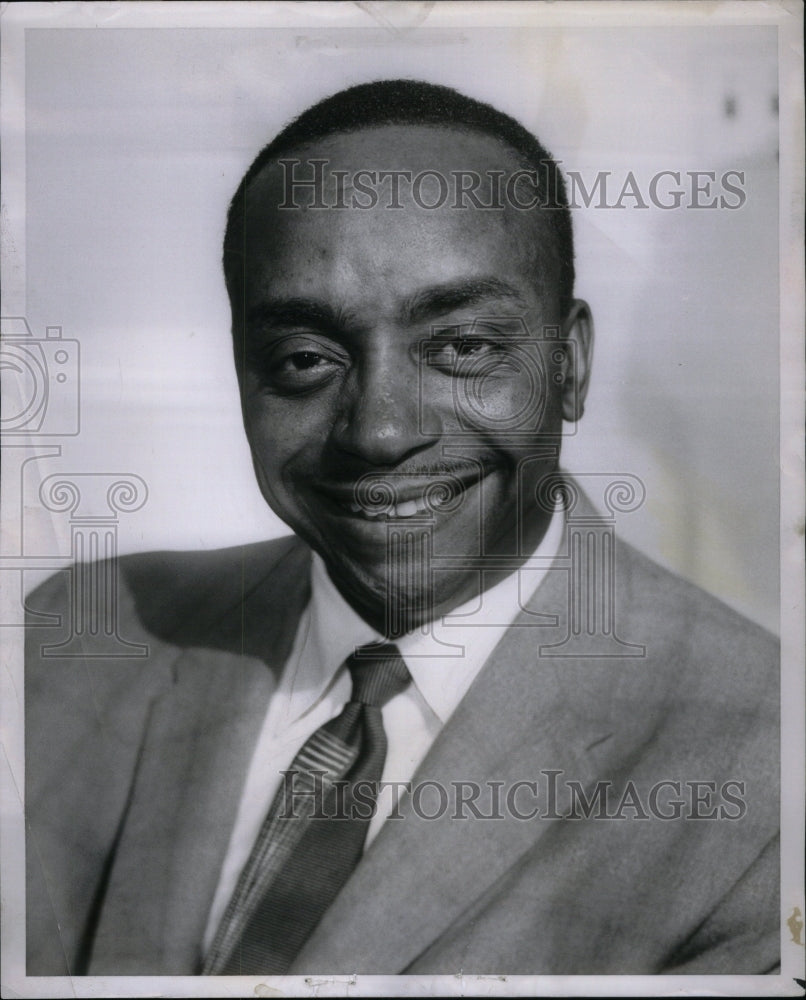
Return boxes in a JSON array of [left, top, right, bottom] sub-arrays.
[[203, 643, 411, 975]]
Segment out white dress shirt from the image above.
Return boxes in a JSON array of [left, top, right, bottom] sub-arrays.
[[203, 507, 563, 952]]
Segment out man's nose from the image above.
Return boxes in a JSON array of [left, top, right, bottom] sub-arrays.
[[331, 352, 441, 466]]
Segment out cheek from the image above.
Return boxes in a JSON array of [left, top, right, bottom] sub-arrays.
[[242, 385, 331, 465], [432, 352, 561, 437], [242, 411, 314, 514], [242, 402, 284, 465]]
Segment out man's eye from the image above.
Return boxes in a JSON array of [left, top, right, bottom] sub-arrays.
[[245, 335, 348, 391], [281, 351, 331, 371], [428, 338, 503, 373], [270, 349, 343, 387], [453, 340, 493, 358]]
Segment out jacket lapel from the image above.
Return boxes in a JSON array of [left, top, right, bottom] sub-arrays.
[[87, 540, 311, 975]]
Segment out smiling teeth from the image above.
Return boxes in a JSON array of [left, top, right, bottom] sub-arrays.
[[346, 495, 445, 519], [395, 500, 420, 517]]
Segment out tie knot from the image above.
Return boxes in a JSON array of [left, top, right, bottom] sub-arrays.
[[346, 643, 411, 708]]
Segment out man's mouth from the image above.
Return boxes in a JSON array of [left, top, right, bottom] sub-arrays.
[[314, 469, 486, 521]]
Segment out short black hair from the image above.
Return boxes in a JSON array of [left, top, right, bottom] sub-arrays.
[[224, 78, 575, 316]]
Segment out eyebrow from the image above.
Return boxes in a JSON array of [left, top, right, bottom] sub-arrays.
[[401, 277, 530, 325], [245, 276, 530, 335], [246, 298, 354, 333]]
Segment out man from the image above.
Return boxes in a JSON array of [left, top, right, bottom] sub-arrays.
[[25, 80, 779, 977]]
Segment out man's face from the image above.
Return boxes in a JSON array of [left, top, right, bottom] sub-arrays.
[[235, 125, 592, 632]]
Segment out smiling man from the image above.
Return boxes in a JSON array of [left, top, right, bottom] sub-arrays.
[[25, 80, 779, 978]]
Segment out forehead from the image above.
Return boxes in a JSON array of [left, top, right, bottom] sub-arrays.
[[240, 124, 557, 307]]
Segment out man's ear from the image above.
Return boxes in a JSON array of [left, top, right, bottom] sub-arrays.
[[560, 299, 594, 422]]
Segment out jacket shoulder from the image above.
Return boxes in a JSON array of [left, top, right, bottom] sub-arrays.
[[26, 534, 311, 649], [614, 537, 778, 680], [117, 534, 309, 641]]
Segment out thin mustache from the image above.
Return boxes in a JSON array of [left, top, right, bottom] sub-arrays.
[[320, 460, 496, 483], [362, 463, 483, 478]]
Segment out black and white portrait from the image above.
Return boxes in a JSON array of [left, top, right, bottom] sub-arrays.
[[1, 3, 802, 997]]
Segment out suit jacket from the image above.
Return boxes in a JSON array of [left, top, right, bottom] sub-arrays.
[[24, 485, 779, 976]]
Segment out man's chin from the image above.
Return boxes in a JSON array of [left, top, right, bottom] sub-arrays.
[[314, 544, 485, 637]]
